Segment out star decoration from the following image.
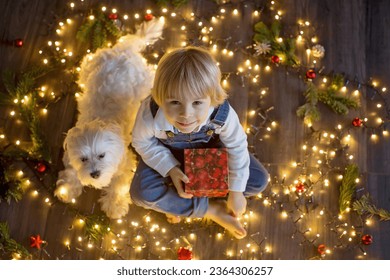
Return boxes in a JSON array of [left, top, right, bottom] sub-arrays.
[[30, 235, 43, 249]]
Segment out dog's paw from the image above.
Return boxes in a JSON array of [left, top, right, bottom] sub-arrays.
[[99, 193, 130, 219], [55, 169, 83, 203], [55, 180, 83, 203]]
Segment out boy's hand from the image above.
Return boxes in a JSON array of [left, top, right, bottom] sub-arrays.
[[227, 191, 247, 217], [168, 166, 193, 199]]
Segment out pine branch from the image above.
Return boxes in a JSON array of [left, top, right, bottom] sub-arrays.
[[297, 76, 360, 125], [0, 222, 31, 259], [1, 68, 51, 161], [353, 194, 390, 221], [79, 213, 110, 243], [155, 0, 189, 8], [339, 164, 359, 214], [253, 21, 300, 66], [77, 10, 121, 52], [296, 81, 320, 125]]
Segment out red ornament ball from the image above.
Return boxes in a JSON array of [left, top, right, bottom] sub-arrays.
[[361, 234, 373, 245], [108, 13, 118, 20], [271, 55, 280, 64], [306, 69, 316, 80], [317, 244, 326, 255], [352, 117, 363, 127], [144, 14, 154, 21], [177, 247, 193, 260], [36, 162, 47, 173], [295, 182, 306, 194], [14, 38, 23, 48]]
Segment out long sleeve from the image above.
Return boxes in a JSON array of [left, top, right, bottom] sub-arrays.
[[132, 98, 180, 177], [219, 106, 250, 192]]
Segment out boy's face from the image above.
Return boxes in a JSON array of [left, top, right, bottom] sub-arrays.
[[161, 95, 212, 133]]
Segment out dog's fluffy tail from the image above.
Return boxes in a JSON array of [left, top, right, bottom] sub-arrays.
[[136, 17, 165, 46], [114, 17, 165, 53]]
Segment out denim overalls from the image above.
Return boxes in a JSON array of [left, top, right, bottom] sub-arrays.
[[130, 98, 269, 218]]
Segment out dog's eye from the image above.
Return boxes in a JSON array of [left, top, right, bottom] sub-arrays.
[[81, 157, 88, 162], [98, 153, 105, 159]]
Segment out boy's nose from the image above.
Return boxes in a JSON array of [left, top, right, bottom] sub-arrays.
[[179, 105, 193, 117]]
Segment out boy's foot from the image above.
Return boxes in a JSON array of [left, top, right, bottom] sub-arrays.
[[205, 200, 247, 239], [166, 213, 182, 224]]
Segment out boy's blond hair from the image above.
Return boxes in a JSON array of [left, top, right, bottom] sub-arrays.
[[152, 46, 227, 107]]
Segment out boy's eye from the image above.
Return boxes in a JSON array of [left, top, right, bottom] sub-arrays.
[[169, 100, 180, 105], [193, 101, 203, 106]]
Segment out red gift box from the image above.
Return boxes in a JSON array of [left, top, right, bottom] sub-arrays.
[[184, 148, 229, 197]]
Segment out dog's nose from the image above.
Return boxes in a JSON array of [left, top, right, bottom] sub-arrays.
[[90, 171, 101, 179]]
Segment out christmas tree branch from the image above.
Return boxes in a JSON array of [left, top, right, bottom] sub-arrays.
[[0, 222, 31, 259], [297, 76, 360, 125], [77, 213, 111, 243], [353, 194, 390, 221], [253, 21, 300, 66], [1, 68, 51, 162], [77, 10, 121, 51], [339, 164, 359, 214]]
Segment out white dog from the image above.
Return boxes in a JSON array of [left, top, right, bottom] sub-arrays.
[[55, 18, 164, 219]]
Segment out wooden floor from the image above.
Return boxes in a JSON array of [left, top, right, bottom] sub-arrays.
[[1, 0, 389, 260]]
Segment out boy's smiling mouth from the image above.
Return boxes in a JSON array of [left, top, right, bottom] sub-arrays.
[[176, 121, 196, 127]]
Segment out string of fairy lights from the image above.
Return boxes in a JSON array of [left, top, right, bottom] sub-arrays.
[[1, 0, 388, 259]]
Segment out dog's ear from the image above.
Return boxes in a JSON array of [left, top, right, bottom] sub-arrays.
[[63, 126, 82, 150], [106, 123, 123, 137]]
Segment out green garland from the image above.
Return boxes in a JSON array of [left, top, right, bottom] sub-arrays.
[[0, 222, 31, 259], [297, 75, 360, 125], [1, 68, 51, 162], [79, 213, 111, 243], [339, 164, 359, 214], [77, 9, 121, 52], [0, 156, 27, 204], [154, 0, 189, 8], [253, 21, 299, 66], [353, 194, 390, 221]]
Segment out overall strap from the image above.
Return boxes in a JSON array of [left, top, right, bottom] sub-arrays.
[[209, 99, 230, 128], [149, 97, 160, 118]]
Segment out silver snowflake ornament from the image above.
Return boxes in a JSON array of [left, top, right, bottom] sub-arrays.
[[254, 42, 271, 56]]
